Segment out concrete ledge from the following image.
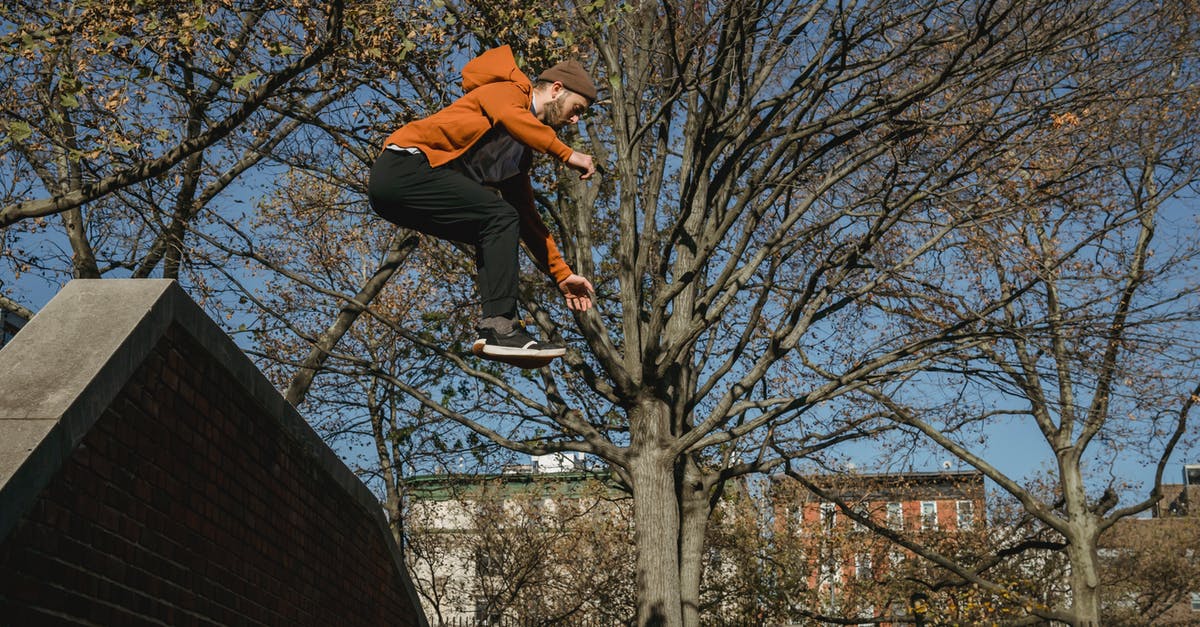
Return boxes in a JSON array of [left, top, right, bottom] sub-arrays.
[[1, 280, 178, 537], [0, 279, 426, 625]]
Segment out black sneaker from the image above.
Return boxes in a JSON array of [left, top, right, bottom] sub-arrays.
[[472, 326, 566, 359]]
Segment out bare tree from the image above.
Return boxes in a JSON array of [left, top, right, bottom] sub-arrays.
[[404, 474, 637, 624], [844, 4, 1200, 622], [707, 473, 1033, 625], [9, 0, 1194, 624], [310, 0, 1197, 624]]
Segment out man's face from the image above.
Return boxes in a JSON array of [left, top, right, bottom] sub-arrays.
[[542, 84, 590, 129]]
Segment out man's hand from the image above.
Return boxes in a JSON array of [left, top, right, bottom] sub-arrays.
[[566, 151, 596, 180], [558, 274, 595, 312]]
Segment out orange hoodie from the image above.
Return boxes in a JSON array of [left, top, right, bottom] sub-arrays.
[[382, 46, 576, 283]]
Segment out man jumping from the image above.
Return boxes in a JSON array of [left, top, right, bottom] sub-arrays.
[[368, 45, 597, 362]]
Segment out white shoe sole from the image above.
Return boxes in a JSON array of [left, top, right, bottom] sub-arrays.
[[472, 339, 565, 358]]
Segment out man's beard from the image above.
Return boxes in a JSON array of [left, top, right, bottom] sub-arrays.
[[542, 97, 569, 129]]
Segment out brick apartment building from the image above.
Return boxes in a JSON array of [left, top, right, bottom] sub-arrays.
[[776, 470, 986, 536], [769, 470, 987, 624]]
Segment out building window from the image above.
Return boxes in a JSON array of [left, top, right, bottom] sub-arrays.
[[920, 501, 938, 530], [851, 503, 869, 532], [855, 553, 872, 579], [819, 555, 842, 584], [957, 500, 975, 530], [859, 604, 875, 627], [475, 546, 502, 578], [886, 501, 903, 530], [821, 502, 837, 532], [474, 596, 501, 624], [789, 505, 803, 527]]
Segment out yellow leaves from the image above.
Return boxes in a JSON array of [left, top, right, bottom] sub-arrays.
[[111, 134, 139, 152], [185, 14, 212, 34], [63, 146, 93, 163], [1051, 112, 1080, 128], [103, 90, 128, 113]]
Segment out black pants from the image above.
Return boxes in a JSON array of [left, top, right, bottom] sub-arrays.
[[368, 150, 519, 320]]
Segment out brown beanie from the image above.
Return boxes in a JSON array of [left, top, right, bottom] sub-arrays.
[[538, 60, 598, 102]]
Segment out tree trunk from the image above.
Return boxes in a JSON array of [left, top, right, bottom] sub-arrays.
[[678, 456, 711, 627], [367, 380, 404, 556], [285, 233, 418, 405], [163, 216, 187, 280], [629, 399, 683, 627], [1065, 538, 1102, 627], [61, 207, 99, 278], [1060, 457, 1102, 626]]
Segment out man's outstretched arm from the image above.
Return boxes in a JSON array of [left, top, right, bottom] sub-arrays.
[[497, 175, 594, 312]]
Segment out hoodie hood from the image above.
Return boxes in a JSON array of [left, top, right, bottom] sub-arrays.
[[461, 45, 531, 94]]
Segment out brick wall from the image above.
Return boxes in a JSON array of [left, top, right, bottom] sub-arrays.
[[0, 316, 422, 625]]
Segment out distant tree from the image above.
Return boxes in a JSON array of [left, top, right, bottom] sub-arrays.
[[707, 473, 1046, 625], [848, 2, 1200, 621], [403, 474, 636, 624], [1099, 517, 1200, 625], [726, 473, 1196, 626]]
